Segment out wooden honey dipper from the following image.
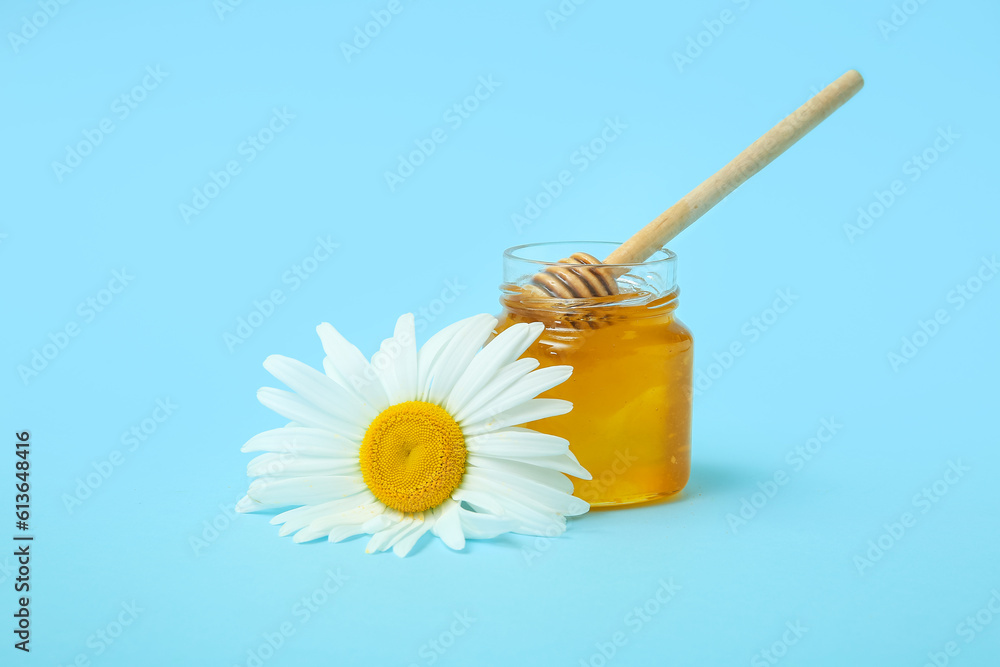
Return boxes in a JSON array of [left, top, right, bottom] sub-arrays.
[[527, 69, 865, 298]]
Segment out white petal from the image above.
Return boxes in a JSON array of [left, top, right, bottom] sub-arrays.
[[468, 452, 590, 480], [294, 503, 385, 543], [236, 495, 262, 513], [393, 513, 433, 557], [398, 528, 434, 557], [497, 502, 567, 536], [257, 388, 366, 440], [271, 500, 337, 531], [247, 453, 359, 478], [466, 427, 571, 458], [327, 503, 389, 542], [264, 355, 376, 424], [246, 475, 368, 508], [459, 366, 572, 426], [366, 514, 413, 553], [269, 491, 376, 535], [457, 507, 518, 539], [452, 358, 539, 423], [416, 319, 470, 399], [444, 322, 543, 415], [465, 491, 574, 536], [372, 313, 418, 404], [242, 427, 359, 458], [464, 468, 587, 516], [461, 398, 572, 436], [461, 477, 567, 535], [328, 524, 369, 543], [467, 456, 574, 493], [317, 322, 390, 412], [419, 314, 497, 404], [431, 499, 465, 550], [522, 454, 590, 480], [450, 487, 506, 514], [362, 511, 399, 534]]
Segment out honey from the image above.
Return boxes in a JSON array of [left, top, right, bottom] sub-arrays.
[[497, 242, 693, 507]]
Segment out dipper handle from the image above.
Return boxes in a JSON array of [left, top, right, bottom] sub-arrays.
[[603, 69, 865, 266]]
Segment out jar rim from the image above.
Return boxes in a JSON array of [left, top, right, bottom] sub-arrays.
[[503, 241, 676, 268]]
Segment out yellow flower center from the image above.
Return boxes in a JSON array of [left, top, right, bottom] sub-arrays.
[[360, 401, 467, 514]]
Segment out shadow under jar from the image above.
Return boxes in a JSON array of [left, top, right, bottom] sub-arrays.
[[496, 241, 693, 507]]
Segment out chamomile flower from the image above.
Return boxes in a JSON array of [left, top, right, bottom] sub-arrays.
[[237, 313, 590, 556]]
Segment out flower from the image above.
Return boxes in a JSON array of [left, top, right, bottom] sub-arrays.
[[237, 313, 591, 556]]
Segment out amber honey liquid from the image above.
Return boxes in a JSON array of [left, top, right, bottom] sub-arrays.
[[498, 288, 693, 507]]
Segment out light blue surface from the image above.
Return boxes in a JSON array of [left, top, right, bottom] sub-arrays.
[[3, 1, 999, 665]]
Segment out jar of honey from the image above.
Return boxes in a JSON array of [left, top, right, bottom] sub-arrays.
[[496, 242, 693, 507]]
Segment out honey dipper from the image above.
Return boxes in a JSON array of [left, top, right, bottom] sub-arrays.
[[527, 69, 865, 298]]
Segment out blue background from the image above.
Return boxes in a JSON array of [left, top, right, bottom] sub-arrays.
[[3, 0, 998, 665]]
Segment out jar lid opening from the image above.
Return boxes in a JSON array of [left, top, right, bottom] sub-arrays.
[[504, 241, 676, 268], [503, 241, 678, 299]]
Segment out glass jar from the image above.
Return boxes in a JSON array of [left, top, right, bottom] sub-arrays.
[[496, 241, 693, 507]]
